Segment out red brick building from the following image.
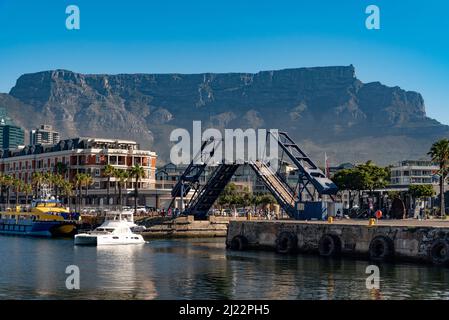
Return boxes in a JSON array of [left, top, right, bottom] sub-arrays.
[[0, 137, 160, 206]]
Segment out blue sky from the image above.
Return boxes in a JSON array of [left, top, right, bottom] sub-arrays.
[[0, 0, 448, 123]]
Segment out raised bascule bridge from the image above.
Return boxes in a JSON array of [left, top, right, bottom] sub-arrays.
[[167, 131, 339, 220], [164, 132, 449, 266]]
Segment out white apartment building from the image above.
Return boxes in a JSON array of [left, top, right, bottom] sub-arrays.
[[30, 124, 60, 146], [390, 160, 439, 186]]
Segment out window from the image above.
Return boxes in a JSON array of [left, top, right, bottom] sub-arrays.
[[95, 168, 101, 177]]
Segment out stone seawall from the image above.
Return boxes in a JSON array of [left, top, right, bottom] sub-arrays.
[[225, 220, 449, 266]]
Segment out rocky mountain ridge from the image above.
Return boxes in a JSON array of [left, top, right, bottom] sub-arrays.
[[0, 65, 447, 165]]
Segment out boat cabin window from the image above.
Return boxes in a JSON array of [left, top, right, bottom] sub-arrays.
[[96, 228, 114, 233]]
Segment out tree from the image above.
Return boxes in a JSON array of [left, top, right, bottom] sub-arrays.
[[333, 167, 369, 208], [60, 181, 74, 206], [129, 164, 145, 214], [428, 139, 449, 217], [238, 187, 253, 208], [250, 194, 262, 213], [114, 169, 129, 209], [23, 183, 33, 207], [51, 174, 65, 199], [13, 178, 23, 207], [386, 190, 401, 199], [355, 161, 390, 192], [0, 174, 5, 205], [103, 164, 116, 206], [409, 184, 435, 215], [31, 172, 44, 198], [83, 174, 94, 206], [217, 193, 232, 211], [332, 161, 389, 210], [3, 175, 13, 208], [409, 184, 435, 199], [42, 172, 53, 191], [259, 194, 276, 208], [55, 162, 68, 176], [333, 169, 363, 208], [217, 183, 238, 208], [74, 173, 85, 212]]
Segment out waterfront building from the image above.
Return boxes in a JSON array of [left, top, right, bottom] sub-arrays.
[[0, 137, 171, 208], [0, 110, 25, 150], [0, 123, 25, 150], [390, 160, 439, 187], [30, 124, 60, 146]]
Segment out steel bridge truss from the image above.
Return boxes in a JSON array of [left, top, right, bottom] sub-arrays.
[[168, 131, 338, 219]]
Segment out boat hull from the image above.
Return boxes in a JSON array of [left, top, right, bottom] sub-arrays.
[[0, 220, 77, 237], [74, 234, 145, 246]]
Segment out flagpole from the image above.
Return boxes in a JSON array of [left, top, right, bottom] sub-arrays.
[[324, 152, 327, 177]]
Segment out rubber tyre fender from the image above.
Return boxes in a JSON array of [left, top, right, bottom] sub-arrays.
[[230, 235, 248, 251], [429, 239, 449, 266], [369, 235, 394, 261], [318, 234, 342, 257], [276, 232, 298, 254]]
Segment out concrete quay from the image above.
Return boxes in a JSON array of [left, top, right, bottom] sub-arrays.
[[225, 219, 449, 266], [139, 215, 247, 238]]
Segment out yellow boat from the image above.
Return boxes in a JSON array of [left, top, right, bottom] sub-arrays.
[[0, 199, 77, 237]]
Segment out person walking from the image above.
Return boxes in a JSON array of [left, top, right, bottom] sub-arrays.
[[419, 207, 424, 220]]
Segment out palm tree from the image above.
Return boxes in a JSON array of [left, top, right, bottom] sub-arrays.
[[83, 174, 94, 206], [0, 174, 5, 206], [12, 178, 23, 208], [23, 183, 33, 208], [114, 169, 129, 209], [61, 181, 74, 206], [51, 174, 64, 199], [129, 164, 145, 214], [43, 172, 53, 190], [74, 173, 85, 212], [31, 172, 44, 198], [103, 164, 115, 207], [3, 175, 13, 209], [428, 138, 449, 217], [55, 162, 68, 176]]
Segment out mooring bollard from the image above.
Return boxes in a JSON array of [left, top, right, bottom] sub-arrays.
[[328, 216, 334, 223], [368, 218, 376, 226]]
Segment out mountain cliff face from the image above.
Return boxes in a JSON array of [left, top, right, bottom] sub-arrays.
[[1, 65, 447, 165]]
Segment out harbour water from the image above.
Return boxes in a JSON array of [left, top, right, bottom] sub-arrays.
[[1, 235, 449, 300]]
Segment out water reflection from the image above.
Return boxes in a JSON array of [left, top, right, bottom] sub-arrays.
[[72, 244, 157, 299], [1, 236, 449, 299]]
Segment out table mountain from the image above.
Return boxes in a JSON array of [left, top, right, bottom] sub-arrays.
[[1, 65, 447, 166]]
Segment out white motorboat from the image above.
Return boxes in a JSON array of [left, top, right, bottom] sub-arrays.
[[101, 210, 147, 232], [74, 211, 145, 246]]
